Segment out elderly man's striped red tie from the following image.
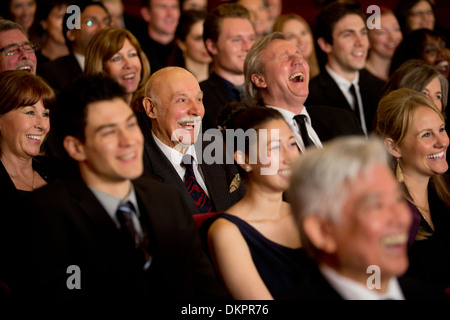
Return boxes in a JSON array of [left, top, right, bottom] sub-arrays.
[[181, 154, 212, 214]]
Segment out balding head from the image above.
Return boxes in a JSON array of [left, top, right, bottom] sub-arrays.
[[143, 67, 205, 152]]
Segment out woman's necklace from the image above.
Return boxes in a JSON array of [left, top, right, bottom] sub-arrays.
[[11, 170, 35, 191]]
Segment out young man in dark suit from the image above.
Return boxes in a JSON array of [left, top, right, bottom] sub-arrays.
[[286, 136, 449, 300], [200, 3, 256, 131], [23, 74, 227, 302], [305, 1, 385, 135], [141, 66, 245, 216], [244, 32, 364, 153]]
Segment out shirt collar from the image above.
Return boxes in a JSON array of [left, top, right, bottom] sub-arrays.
[[152, 132, 198, 166], [325, 64, 360, 89], [319, 264, 405, 300]]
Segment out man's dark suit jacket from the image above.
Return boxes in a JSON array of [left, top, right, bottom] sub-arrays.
[[200, 72, 235, 131], [281, 258, 450, 300], [305, 68, 385, 133], [305, 104, 365, 143], [143, 132, 245, 216], [37, 53, 82, 93], [24, 176, 227, 301]]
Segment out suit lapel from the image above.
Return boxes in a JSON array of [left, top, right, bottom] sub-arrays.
[[143, 134, 200, 215], [66, 179, 143, 264], [319, 71, 352, 112]]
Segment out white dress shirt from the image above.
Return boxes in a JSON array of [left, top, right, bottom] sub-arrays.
[[320, 264, 405, 300], [152, 132, 209, 196], [266, 105, 323, 153], [325, 65, 368, 135]]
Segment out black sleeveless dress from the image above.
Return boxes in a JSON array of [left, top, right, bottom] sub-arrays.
[[218, 213, 309, 299]]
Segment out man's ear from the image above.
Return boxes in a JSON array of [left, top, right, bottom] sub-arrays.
[[317, 37, 332, 54], [142, 97, 157, 119], [63, 136, 86, 162], [140, 6, 150, 23], [384, 138, 402, 158], [205, 39, 218, 56], [303, 215, 337, 254], [251, 73, 267, 89], [66, 28, 76, 43]]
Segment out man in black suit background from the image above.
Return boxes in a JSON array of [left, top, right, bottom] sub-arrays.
[[37, 0, 111, 92], [200, 3, 256, 131], [141, 66, 245, 216], [244, 32, 364, 153], [286, 136, 449, 300], [23, 74, 227, 302], [305, 1, 385, 135]]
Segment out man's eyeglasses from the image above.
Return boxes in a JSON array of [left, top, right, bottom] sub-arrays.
[[0, 42, 37, 56], [83, 17, 112, 28]]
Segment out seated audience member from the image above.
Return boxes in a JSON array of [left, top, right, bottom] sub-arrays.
[[200, 3, 256, 131], [390, 28, 450, 80], [287, 135, 449, 300], [395, 0, 450, 40], [272, 13, 320, 79], [23, 73, 227, 301], [175, 9, 211, 83], [266, 0, 282, 32], [382, 59, 448, 113], [29, 0, 70, 67], [305, 1, 386, 135], [0, 19, 37, 74], [0, 70, 59, 296], [43, 27, 152, 162], [180, 0, 208, 11], [376, 88, 450, 292], [207, 103, 304, 300], [130, 0, 180, 74], [244, 32, 364, 153], [84, 27, 151, 109], [0, 0, 37, 34], [100, 0, 125, 28], [365, 6, 403, 82], [234, 0, 270, 40], [382, 59, 450, 168], [141, 66, 245, 216], [38, 0, 111, 92]]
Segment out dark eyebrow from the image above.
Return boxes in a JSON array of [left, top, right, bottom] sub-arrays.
[[95, 113, 136, 133]]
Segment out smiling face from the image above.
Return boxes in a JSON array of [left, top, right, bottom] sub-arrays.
[[0, 99, 49, 160], [368, 12, 403, 59], [421, 35, 449, 79], [422, 77, 443, 111], [328, 164, 411, 284], [73, 98, 144, 188], [246, 118, 300, 192], [209, 17, 256, 77], [9, 0, 36, 31], [146, 68, 204, 150], [0, 29, 37, 74], [147, 0, 180, 37], [397, 105, 448, 180], [407, 0, 435, 32], [323, 14, 369, 78], [181, 20, 212, 65], [104, 38, 142, 97], [255, 39, 310, 109]]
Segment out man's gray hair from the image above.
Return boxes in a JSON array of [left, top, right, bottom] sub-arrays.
[[0, 19, 26, 35], [287, 135, 389, 257]]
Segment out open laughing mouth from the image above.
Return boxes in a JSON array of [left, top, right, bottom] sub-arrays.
[[289, 72, 304, 82]]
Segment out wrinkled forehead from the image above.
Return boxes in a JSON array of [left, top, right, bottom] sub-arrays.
[[0, 29, 28, 49]]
